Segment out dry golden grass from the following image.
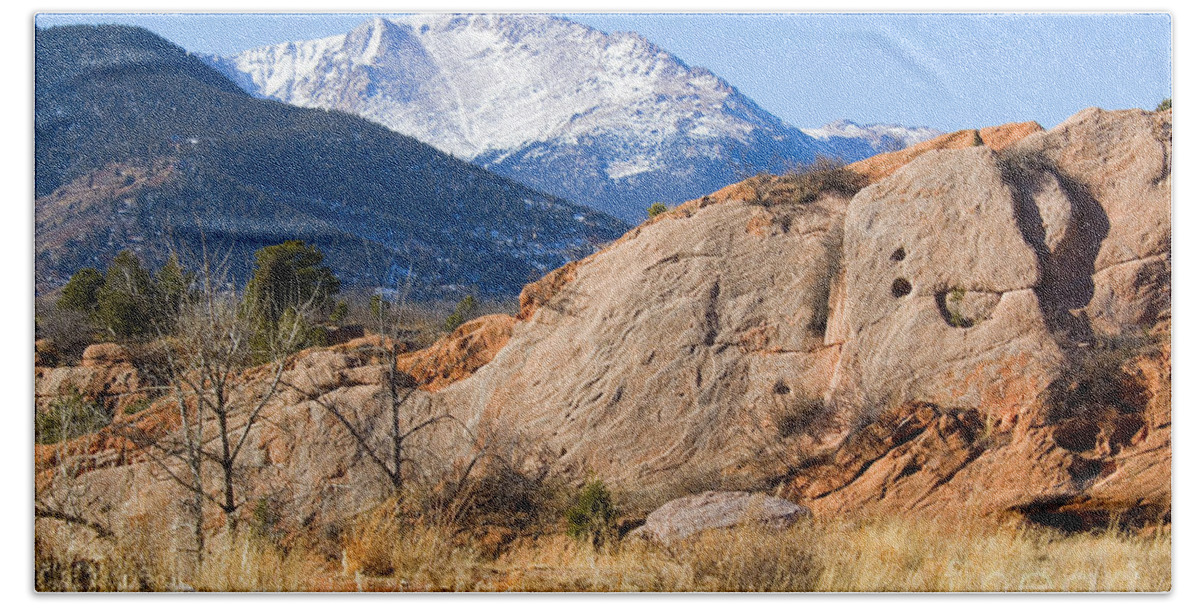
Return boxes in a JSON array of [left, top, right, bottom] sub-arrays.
[[340, 498, 484, 591], [189, 534, 328, 592], [36, 513, 1170, 592], [799, 517, 1169, 592]]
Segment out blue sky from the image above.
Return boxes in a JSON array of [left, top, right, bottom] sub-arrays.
[[34, 12, 1171, 132]]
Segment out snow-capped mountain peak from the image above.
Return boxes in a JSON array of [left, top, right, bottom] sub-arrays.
[[210, 14, 937, 221]]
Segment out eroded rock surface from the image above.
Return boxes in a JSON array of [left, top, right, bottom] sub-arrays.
[[36, 108, 1170, 543]]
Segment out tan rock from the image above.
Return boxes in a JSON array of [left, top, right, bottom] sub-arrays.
[[847, 121, 1043, 183], [35, 339, 59, 367], [435, 191, 851, 498], [81, 343, 131, 367], [396, 314, 515, 391], [632, 491, 810, 544], [834, 146, 1065, 418]]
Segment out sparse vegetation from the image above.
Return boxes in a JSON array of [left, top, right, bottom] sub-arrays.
[[776, 393, 829, 438], [778, 155, 869, 205], [647, 201, 668, 218], [564, 479, 619, 547], [35, 388, 110, 444], [35, 511, 1171, 592], [121, 397, 151, 417], [443, 295, 479, 332], [1156, 98, 1171, 112], [945, 287, 972, 328], [1047, 329, 1158, 422]]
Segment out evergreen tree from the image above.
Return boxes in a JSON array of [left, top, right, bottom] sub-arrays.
[[155, 254, 193, 311], [96, 250, 158, 339], [57, 267, 104, 316], [243, 241, 340, 360], [244, 240, 339, 327], [443, 295, 479, 332]]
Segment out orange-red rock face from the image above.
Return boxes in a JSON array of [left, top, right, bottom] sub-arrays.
[[35, 108, 1170, 538], [847, 121, 1043, 183]]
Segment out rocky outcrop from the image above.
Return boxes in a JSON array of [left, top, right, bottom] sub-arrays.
[[846, 121, 1043, 183], [397, 315, 516, 391], [432, 184, 851, 498], [631, 491, 810, 544], [35, 108, 1170, 542], [35, 343, 146, 415], [787, 108, 1170, 527]]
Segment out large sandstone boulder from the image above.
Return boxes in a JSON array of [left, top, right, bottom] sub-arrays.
[[1010, 108, 1172, 336], [433, 187, 851, 501], [35, 343, 144, 415], [81, 343, 132, 367], [831, 144, 1069, 424], [787, 107, 1170, 526], [631, 491, 810, 544], [36, 108, 1170, 546]]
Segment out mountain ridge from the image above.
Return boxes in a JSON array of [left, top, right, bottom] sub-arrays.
[[210, 14, 939, 222], [35, 24, 628, 296]]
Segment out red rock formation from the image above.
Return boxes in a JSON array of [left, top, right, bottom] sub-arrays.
[[847, 121, 1043, 183], [34, 108, 1170, 541], [397, 315, 516, 391]]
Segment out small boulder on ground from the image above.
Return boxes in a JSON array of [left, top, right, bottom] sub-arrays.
[[631, 491, 810, 544]]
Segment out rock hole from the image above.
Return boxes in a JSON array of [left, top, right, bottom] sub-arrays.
[[935, 290, 976, 328], [1066, 457, 1104, 484], [1109, 414, 1145, 448], [1052, 418, 1101, 452], [773, 380, 791, 396], [890, 247, 906, 262], [891, 278, 912, 298]]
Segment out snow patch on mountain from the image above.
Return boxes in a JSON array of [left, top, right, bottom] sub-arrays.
[[211, 14, 939, 222], [802, 119, 942, 151]]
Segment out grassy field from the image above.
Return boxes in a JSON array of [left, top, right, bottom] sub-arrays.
[[35, 513, 1170, 592]]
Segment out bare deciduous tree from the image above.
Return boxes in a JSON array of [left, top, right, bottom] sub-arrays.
[[115, 245, 313, 568], [285, 256, 476, 500]]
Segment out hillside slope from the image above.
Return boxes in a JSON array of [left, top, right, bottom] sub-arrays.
[[35, 25, 628, 295]]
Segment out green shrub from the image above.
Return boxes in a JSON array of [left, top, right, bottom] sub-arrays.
[[1156, 98, 1171, 112], [36, 388, 110, 444], [57, 267, 104, 316], [122, 397, 151, 416], [565, 479, 618, 547], [647, 202, 668, 219], [444, 295, 479, 332], [329, 300, 349, 324], [945, 288, 972, 328]]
